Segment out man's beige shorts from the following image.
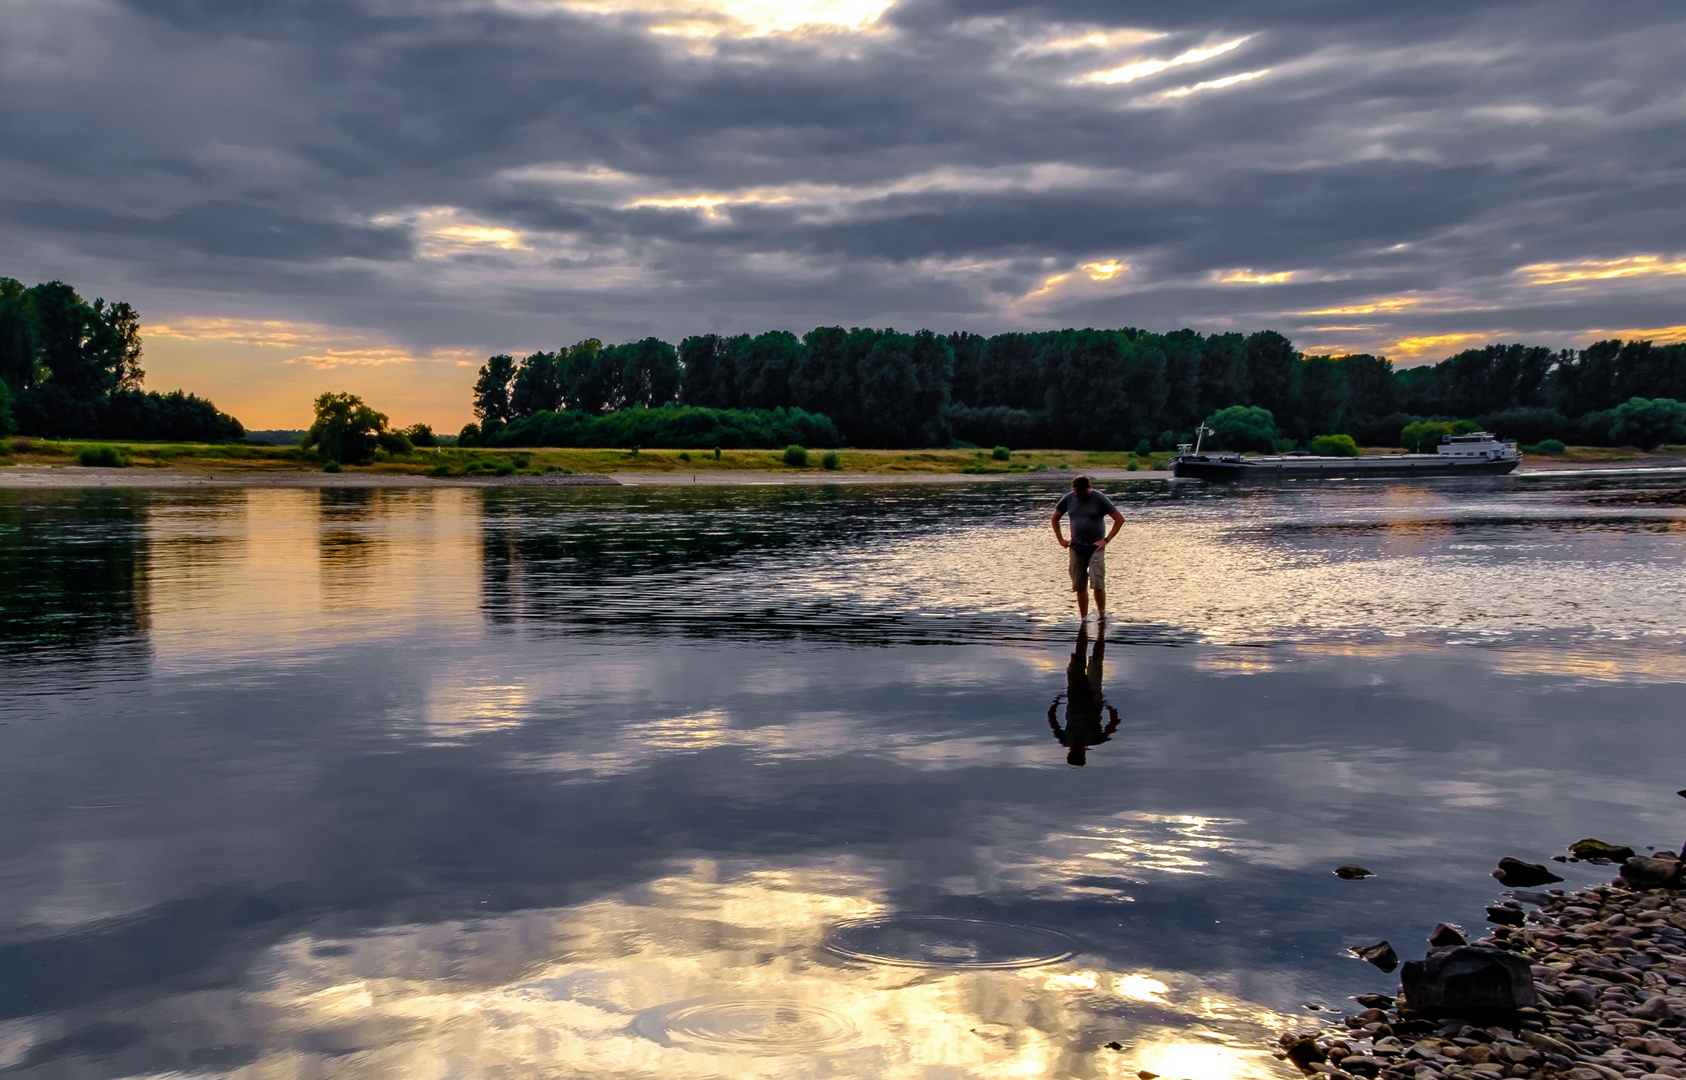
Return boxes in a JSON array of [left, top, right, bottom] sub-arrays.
[[1068, 545, 1106, 592]]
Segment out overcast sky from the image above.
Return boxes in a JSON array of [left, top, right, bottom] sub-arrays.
[[3, 0, 1684, 427]]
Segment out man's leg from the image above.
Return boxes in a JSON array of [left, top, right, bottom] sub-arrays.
[[1075, 587, 1089, 620], [1094, 587, 1106, 619]]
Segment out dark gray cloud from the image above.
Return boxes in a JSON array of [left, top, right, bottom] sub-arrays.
[[2, 0, 1684, 364]]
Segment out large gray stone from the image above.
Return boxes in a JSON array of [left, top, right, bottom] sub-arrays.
[[1400, 945, 1538, 1017]]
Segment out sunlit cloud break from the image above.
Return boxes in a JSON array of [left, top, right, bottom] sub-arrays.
[[1078, 37, 1248, 85], [1515, 254, 1686, 285], [530, 0, 895, 39], [1157, 70, 1270, 99], [1214, 268, 1295, 285]]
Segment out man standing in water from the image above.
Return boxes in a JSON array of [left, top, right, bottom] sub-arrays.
[[1048, 625, 1120, 767], [1051, 475, 1123, 621]]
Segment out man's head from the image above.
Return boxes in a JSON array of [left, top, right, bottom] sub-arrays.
[[1071, 475, 1091, 494]]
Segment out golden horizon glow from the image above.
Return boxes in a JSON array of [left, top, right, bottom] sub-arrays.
[[1580, 323, 1686, 344], [1301, 296, 1425, 315], [1015, 27, 1163, 54], [1214, 267, 1295, 285], [1387, 332, 1489, 357], [1078, 37, 1247, 85], [149, 315, 481, 371], [1081, 259, 1128, 280], [1516, 254, 1686, 285]]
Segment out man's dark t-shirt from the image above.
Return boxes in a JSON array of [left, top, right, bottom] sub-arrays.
[[1054, 489, 1118, 545]]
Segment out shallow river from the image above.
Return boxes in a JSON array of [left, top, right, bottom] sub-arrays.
[[2, 475, 1685, 1079]]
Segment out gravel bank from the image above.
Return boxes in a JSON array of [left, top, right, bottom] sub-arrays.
[[1278, 861, 1686, 1080]]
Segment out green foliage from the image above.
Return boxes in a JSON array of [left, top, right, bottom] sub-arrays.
[[1203, 405, 1278, 452], [1399, 418, 1480, 452], [75, 445, 131, 467], [992, 445, 1010, 460], [821, 450, 840, 470], [457, 422, 480, 447], [1308, 433, 1360, 457], [303, 391, 389, 463], [495, 463, 516, 476], [430, 464, 450, 476], [375, 431, 413, 456], [473, 354, 517, 423], [783, 444, 809, 467], [1126, 459, 1140, 471], [323, 461, 341, 473], [0, 379, 11, 437], [1532, 439, 1567, 454], [1610, 397, 1686, 450], [713, 445, 721, 459], [678, 451, 691, 461], [404, 423, 436, 447], [492, 405, 840, 450]]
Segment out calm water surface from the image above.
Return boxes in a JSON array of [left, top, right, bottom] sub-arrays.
[[2, 476, 1685, 1080]]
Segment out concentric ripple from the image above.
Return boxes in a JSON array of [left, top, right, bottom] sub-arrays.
[[821, 915, 1079, 969], [641, 999, 858, 1052]]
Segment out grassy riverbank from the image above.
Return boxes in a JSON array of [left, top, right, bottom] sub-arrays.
[[0, 438, 1175, 476]]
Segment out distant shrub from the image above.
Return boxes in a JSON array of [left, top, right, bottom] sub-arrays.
[[1309, 433, 1361, 457], [1204, 405, 1278, 452], [323, 461, 342, 473], [11, 437, 32, 453], [376, 431, 414, 456], [678, 451, 691, 461], [992, 445, 1010, 461], [783, 444, 809, 467], [1399, 418, 1480, 452], [1126, 459, 1140, 471], [713, 445, 722, 460], [404, 423, 437, 447], [75, 445, 132, 467], [494, 463, 516, 476], [491, 406, 840, 452], [1136, 439, 1152, 455], [1532, 438, 1567, 454], [512, 454, 530, 469], [821, 450, 840, 470], [430, 464, 450, 476], [457, 423, 481, 448]]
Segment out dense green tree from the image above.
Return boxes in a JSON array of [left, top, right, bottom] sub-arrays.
[[302, 392, 389, 463], [559, 339, 615, 414], [0, 278, 35, 390], [975, 332, 1044, 410], [1203, 405, 1278, 452], [678, 334, 733, 407], [1293, 354, 1350, 443], [729, 331, 803, 410], [1196, 332, 1249, 421], [509, 351, 563, 418], [791, 326, 859, 437], [617, 337, 681, 408], [1243, 331, 1297, 421], [854, 330, 952, 446], [947, 331, 985, 406], [1336, 354, 1395, 420], [1159, 329, 1203, 431], [0, 379, 13, 437], [472, 353, 517, 423]]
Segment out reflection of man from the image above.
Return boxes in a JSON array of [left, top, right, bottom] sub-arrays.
[[1050, 476, 1124, 622], [1047, 626, 1121, 767]]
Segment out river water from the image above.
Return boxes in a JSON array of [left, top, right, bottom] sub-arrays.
[[2, 475, 1684, 1079]]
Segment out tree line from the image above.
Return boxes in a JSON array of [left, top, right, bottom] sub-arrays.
[[0, 277, 244, 441], [468, 327, 1686, 450]]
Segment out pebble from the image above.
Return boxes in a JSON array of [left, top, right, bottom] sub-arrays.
[[1277, 855, 1686, 1080]]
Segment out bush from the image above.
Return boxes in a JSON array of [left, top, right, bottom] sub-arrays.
[[946, 404, 1047, 450], [404, 423, 437, 447], [430, 464, 451, 476], [992, 445, 1010, 461], [491, 406, 841, 451], [1610, 397, 1686, 450], [75, 445, 131, 467], [1126, 459, 1140, 471], [1399, 418, 1480, 452], [323, 461, 341, 473], [713, 446, 722, 460], [375, 431, 414, 456], [783, 444, 809, 467], [0, 380, 12, 437], [1476, 407, 1569, 446], [821, 450, 840, 470], [1532, 438, 1567, 454], [1309, 433, 1360, 457], [13, 386, 242, 442], [512, 454, 530, 469], [678, 451, 691, 461], [457, 423, 481, 448], [494, 463, 516, 476]]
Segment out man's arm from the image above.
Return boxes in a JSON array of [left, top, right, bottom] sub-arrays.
[[1097, 509, 1124, 546], [1050, 510, 1070, 548]]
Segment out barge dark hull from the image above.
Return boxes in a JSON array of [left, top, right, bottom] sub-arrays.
[[1171, 456, 1521, 481]]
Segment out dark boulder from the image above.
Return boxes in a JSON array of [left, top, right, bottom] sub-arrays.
[[1429, 923, 1467, 946], [1571, 838, 1636, 862], [1400, 945, 1538, 1017], [1492, 857, 1564, 887], [1351, 941, 1399, 973], [1334, 864, 1374, 879], [1485, 905, 1526, 926], [1619, 855, 1682, 888]]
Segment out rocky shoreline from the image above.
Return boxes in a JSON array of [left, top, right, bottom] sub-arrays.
[[1276, 846, 1686, 1080]]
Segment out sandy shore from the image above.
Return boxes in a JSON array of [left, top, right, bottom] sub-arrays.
[[3, 458, 1684, 489]]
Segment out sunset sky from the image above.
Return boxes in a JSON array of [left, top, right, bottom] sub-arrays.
[[3, 0, 1683, 428]]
